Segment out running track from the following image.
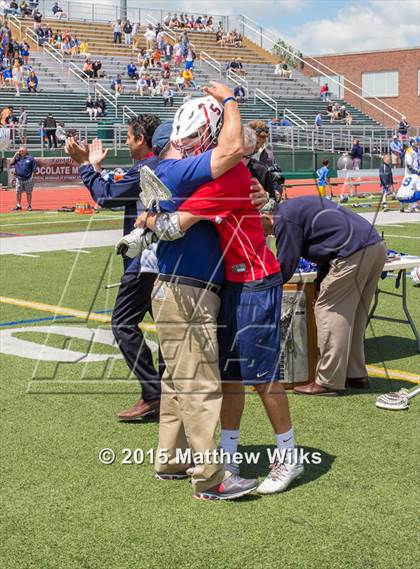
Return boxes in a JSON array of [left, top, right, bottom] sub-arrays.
[[0, 179, 388, 214]]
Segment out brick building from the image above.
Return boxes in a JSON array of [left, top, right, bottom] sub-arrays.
[[301, 47, 420, 128]]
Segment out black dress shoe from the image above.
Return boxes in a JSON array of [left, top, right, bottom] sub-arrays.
[[346, 377, 370, 389]]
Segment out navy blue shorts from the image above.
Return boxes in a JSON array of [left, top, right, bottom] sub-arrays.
[[217, 272, 282, 386]]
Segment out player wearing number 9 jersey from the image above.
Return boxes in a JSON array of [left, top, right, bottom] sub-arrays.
[[397, 137, 420, 211]]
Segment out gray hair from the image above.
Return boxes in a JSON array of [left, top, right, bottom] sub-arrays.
[[243, 126, 257, 154]]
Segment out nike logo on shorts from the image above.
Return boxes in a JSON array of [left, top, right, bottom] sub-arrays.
[[256, 371, 269, 378]]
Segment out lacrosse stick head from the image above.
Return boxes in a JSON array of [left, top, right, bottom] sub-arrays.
[[376, 389, 410, 411], [139, 165, 172, 212]]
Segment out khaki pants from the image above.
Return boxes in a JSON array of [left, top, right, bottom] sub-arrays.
[[315, 241, 387, 390], [152, 281, 226, 494]]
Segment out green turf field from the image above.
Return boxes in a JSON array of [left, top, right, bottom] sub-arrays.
[[0, 215, 419, 569], [0, 210, 124, 236]]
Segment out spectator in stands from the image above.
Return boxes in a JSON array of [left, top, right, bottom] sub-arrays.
[[144, 74, 156, 96], [351, 138, 364, 170], [320, 82, 331, 101], [52, 2, 66, 19], [233, 29, 243, 48], [330, 102, 341, 122], [315, 111, 323, 127], [344, 110, 352, 126], [113, 19, 122, 45], [26, 69, 38, 92], [151, 47, 161, 68], [234, 84, 246, 103], [60, 37, 72, 56], [17, 106, 27, 143], [398, 115, 409, 141], [10, 146, 37, 211], [163, 41, 173, 63], [161, 61, 171, 80], [156, 29, 165, 51], [43, 112, 58, 148], [162, 84, 174, 107], [379, 154, 393, 211], [175, 71, 184, 93], [144, 25, 156, 50], [2, 65, 12, 87], [281, 63, 292, 79], [111, 74, 123, 96], [19, 41, 30, 64], [96, 96, 106, 116], [70, 34, 80, 56], [12, 59, 23, 96], [182, 67, 196, 88], [92, 60, 102, 79], [0, 105, 13, 126], [184, 48, 195, 70], [173, 40, 183, 66], [79, 40, 89, 58], [216, 29, 224, 46], [279, 116, 292, 126], [55, 122, 66, 146], [127, 61, 137, 80], [123, 19, 133, 46], [136, 75, 148, 96], [19, 1, 32, 17], [33, 7, 42, 30], [180, 31, 189, 56], [390, 134, 403, 168], [85, 95, 97, 121], [82, 58, 93, 78]]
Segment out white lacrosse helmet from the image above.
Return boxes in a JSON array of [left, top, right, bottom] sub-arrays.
[[411, 266, 420, 286], [171, 96, 223, 156]]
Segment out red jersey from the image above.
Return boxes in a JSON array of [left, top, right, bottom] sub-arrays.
[[179, 162, 280, 283]]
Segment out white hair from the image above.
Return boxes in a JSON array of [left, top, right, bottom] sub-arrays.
[[243, 126, 257, 154]]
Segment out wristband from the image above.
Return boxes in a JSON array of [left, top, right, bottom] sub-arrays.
[[223, 96, 237, 105]]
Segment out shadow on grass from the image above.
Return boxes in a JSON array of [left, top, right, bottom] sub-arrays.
[[365, 335, 419, 364], [344, 377, 415, 396], [239, 444, 335, 490]]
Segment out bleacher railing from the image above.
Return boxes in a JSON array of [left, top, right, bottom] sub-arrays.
[[226, 69, 249, 96], [283, 108, 307, 130], [199, 51, 222, 79], [269, 126, 393, 157], [32, 1, 228, 27], [254, 88, 278, 118], [95, 83, 118, 118], [122, 106, 137, 124], [236, 14, 401, 126]]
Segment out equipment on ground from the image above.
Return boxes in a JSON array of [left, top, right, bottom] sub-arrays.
[[376, 386, 420, 411]]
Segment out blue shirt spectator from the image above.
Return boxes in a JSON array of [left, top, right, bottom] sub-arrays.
[[127, 62, 137, 79], [273, 196, 381, 283], [12, 152, 37, 180], [315, 112, 323, 127]]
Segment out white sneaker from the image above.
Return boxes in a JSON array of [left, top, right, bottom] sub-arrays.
[[257, 460, 304, 494]]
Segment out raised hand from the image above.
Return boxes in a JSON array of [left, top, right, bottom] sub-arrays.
[[203, 81, 234, 103], [65, 137, 90, 165], [89, 137, 109, 170]]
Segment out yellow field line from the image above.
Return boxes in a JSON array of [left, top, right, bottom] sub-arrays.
[[0, 296, 418, 381], [366, 365, 419, 384], [0, 295, 156, 331]]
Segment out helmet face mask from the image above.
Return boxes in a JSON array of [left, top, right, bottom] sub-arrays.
[[171, 96, 223, 157]]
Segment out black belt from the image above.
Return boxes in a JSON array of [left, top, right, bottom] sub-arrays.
[[158, 274, 221, 295]]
